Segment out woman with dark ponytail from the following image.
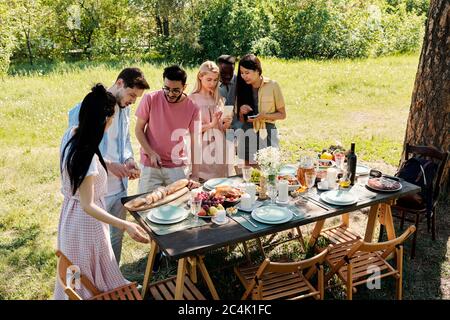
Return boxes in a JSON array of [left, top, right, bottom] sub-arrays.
[[54, 84, 149, 300]]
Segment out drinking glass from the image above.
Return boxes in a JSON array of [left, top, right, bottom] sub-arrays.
[[339, 171, 351, 189], [267, 183, 278, 204], [334, 151, 345, 171], [304, 170, 317, 195], [190, 192, 202, 222], [242, 166, 252, 184]]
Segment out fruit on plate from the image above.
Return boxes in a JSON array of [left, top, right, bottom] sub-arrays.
[[208, 206, 219, 216], [198, 191, 225, 212], [197, 208, 207, 216], [320, 152, 333, 160]]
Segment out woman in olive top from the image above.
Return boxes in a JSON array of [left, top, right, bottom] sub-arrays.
[[235, 54, 286, 166]]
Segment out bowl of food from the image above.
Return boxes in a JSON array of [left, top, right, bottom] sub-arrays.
[[213, 186, 243, 208], [318, 159, 335, 168]]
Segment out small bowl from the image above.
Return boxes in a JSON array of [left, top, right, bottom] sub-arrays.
[[318, 159, 335, 167], [223, 198, 241, 208]]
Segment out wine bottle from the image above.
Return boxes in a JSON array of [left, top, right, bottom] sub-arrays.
[[347, 142, 357, 185]]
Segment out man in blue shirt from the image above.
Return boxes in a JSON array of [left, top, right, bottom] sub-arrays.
[[68, 67, 150, 264]]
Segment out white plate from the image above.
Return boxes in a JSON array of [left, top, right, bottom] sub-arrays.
[[279, 165, 297, 176], [204, 178, 237, 190], [211, 216, 229, 225], [147, 211, 189, 225], [237, 201, 263, 212], [251, 207, 293, 225], [252, 205, 293, 223], [151, 205, 187, 221], [196, 212, 213, 219], [320, 191, 357, 206], [356, 164, 371, 176]]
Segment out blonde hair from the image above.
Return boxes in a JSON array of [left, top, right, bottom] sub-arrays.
[[191, 61, 223, 107]]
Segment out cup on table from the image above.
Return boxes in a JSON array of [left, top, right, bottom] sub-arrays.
[[327, 167, 338, 189], [277, 180, 289, 202], [190, 192, 202, 221], [215, 209, 226, 223], [240, 193, 252, 210], [245, 183, 257, 204], [334, 151, 345, 171]]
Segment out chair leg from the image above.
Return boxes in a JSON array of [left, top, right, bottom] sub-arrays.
[[431, 210, 436, 241], [399, 210, 405, 230], [411, 214, 420, 259]]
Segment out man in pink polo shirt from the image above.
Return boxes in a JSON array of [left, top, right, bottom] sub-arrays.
[[135, 65, 201, 193]]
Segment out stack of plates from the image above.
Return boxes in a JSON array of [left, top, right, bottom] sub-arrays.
[[251, 205, 293, 224], [147, 205, 189, 224], [204, 178, 237, 190], [320, 190, 358, 206], [279, 165, 297, 176]]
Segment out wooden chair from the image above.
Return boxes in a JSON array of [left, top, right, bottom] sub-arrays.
[[323, 226, 416, 300], [318, 213, 362, 246], [56, 250, 142, 300], [387, 144, 448, 258], [57, 250, 206, 300], [234, 248, 329, 300]]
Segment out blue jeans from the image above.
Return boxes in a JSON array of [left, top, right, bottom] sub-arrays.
[[105, 190, 127, 265]]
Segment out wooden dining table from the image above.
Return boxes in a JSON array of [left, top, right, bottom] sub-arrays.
[[121, 178, 420, 300]]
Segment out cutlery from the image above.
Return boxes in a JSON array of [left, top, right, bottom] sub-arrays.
[[300, 195, 331, 211], [241, 214, 258, 228]]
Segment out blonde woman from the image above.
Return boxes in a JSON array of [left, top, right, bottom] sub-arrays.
[[189, 61, 233, 181]]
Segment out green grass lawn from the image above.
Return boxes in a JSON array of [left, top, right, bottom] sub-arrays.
[[1, 54, 448, 300]]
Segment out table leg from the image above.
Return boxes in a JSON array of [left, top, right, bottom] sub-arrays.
[[187, 256, 198, 283], [364, 204, 380, 242], [175, 258, 187, 300], [308, 219, 326, 247], [382, 203, 396, 240], [197, 255, 220, 300], [141, 240, 159, 298]]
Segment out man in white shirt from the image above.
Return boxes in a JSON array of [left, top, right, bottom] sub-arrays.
[[68, 68, 150, 264]]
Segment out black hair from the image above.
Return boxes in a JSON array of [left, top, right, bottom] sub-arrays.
[[163, 65, 187, 85], [61, 83, 116, 195], [217, 55, 236, 65], [116, 67, 150, 89], [236, 54, 263, 119]]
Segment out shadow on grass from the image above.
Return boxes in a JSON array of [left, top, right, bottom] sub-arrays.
[[0, 224, 40, 252]]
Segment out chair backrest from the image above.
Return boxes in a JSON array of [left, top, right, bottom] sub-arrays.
[[358, 225, 416, 258], [242, 248, 329, 299], [404, 143, 448, 203], [56, 250, 101, 300]]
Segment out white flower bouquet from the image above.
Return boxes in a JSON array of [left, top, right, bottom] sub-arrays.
[[254, 147, 282, 178]]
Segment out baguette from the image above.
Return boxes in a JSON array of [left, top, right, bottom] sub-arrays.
[[166, 179, 189, 195], [148, 187, 189, 209], [125, 197, 147, 210]]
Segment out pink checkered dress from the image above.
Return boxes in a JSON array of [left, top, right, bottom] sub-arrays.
[[54, 130, 128, 299]]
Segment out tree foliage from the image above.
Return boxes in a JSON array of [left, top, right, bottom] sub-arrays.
[[0, 0, 428, 72]]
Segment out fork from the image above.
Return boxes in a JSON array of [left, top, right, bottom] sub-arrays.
[[241, 214, 258, 228]]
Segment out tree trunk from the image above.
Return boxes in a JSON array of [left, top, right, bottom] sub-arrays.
[[25, 31, 33, 66], [403, 0, 450, 195]]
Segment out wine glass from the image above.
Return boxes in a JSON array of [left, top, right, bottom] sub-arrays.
[[304, 170, 317, 195], [267, 183, 278, 204], [339, 171, 351, 189], [190, 192, 202, 223], [242, 166, 252, 184]]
